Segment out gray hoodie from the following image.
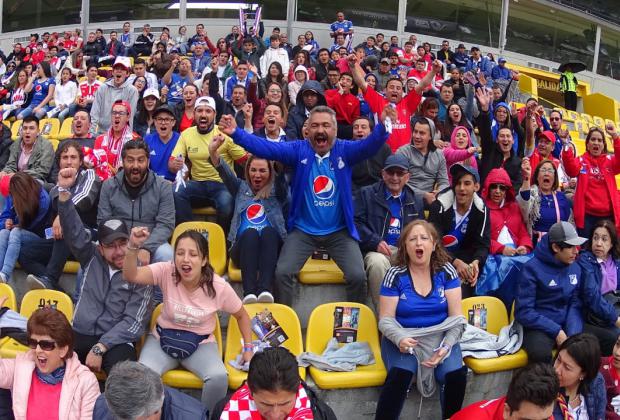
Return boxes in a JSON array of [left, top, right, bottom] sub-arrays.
[[97, 170, 175, 256], [396, 143, 449, 199], [58, 197, 152, 349], [90, 77, 139, 135]]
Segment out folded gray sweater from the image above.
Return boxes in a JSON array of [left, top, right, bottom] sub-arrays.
[[378, 315, 467, 397]]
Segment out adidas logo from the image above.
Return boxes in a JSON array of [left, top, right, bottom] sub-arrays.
[[400, 293, 407, 300], [150, 150, 156, 155], [548, 279, 557, 287]]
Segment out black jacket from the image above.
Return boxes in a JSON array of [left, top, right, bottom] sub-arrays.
[[0, 124, 13, 170], [355, 181, 424, 252], [351, 143, 392, 192], [476, 110, 523, 191], [285, 80, 327, 140], [428, 188, 490, 267]]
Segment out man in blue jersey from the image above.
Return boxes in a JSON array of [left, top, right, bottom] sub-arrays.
[[144, 105, 179, 181], [330, 11, 353, 40], [218, 105, 395, 305]]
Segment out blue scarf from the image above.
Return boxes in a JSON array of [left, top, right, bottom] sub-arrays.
[[35, 365, 65, 385]]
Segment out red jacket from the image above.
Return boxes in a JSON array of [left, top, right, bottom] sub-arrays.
[[600, 356, 620, 420], [451, 396, 506, 420], [562, 137, 620, 230], [324, 89, 360, 125], [483, 168, 533, 255]]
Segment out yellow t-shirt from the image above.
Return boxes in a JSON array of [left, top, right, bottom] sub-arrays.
[[172, 126, 246, 182]]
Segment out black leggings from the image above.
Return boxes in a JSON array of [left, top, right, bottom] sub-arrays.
[[231, 226, 281, 296]]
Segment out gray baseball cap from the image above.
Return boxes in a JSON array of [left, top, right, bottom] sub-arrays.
[[548, 221, 587, 246]]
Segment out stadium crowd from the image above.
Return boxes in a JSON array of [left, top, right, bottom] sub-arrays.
[[0, 11, 619, 420]]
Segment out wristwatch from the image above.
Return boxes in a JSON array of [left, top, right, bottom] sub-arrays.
[[91, 344, 105, 356]]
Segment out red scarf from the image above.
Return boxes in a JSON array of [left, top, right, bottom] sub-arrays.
[[556, 394, 574, 420], [221, 383, 314, 420]]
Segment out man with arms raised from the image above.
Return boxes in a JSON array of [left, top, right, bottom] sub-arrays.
[[218, 105, 394, 305]]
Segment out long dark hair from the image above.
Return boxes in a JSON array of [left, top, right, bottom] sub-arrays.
[[395, 220, 451, 272], [585, 127, 608, 154], [586, 218, 620, 259], [267, 61, 285, 85], [9, 172, 41, 228], [173, 230, 215, 297], [555, 333, 600, 396]]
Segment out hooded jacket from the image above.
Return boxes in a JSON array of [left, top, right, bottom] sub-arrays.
[[59, 197, 152, 348], [354, 181, 424, 252], [577, 250, 620, 327], [443, 125, 478, 183], [528, 131, 561, 183], [490, 102, 525, 156], [515, 234, 583, 338], [97, 170, 175, 256], [288, 65, 310, 107], [285, 80, 327, 140], [482, 168, 532, 255], [562, 137, 620, 231], [396, 142, 449, 200], [230, 123, 389, 240], [428, 187, 490, 267], [477, 109, 523, 191], [0, 351, 99, 420], [90, 78, 139, 135]]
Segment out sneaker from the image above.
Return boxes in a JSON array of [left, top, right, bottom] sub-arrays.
[[0, 272, 6, 283], [257, 291, 274, 303], [242, 293, 258, 304], [26, 274, 52, 290]]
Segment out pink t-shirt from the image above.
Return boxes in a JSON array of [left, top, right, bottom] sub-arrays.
[[149, 262, 242, 343], [26, 371, 61, 420]]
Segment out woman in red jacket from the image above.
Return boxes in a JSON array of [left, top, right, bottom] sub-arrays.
[[483, 167, 533, 256], [562, 123, 620, 237]]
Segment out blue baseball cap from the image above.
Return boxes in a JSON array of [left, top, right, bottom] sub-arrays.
[[450, 163, 480, 184]]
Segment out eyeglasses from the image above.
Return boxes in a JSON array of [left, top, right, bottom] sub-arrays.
[[156, 117, 175, 123], [489, 184, 507, 191], [28, 338, 57, 351], [101, 239, 128, 250], [111, 111, 128, 117], [385, 168, 408, 177], [550, 117, 561, 121], [539, 167, 555, 174]]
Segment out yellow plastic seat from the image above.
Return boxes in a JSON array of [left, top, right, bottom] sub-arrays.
[[574, 138, 586, 156], [566, 110, 580, 122], [225, 303, 305, 388], [58, 117, 73, 140], [49, 139, 59, 151], [39, 118, 60, 139], [10, 119, 22, 140], [581, 113, 594, 124], [147, 304, 223, 389], [171, 222, 226, 275], [298, 257, 344, 284], [63, 260, 80, 274], [227, 259, 241, 282], [0, 283, 17, 349], [2, 120, 11, 130], [305, 302, 386, 389], [593, 116, 605, 129], [574, 119, 589, 136], [192, 206, 217, 216], [461, 297, 527, 374], [0, 290, 74, 358]]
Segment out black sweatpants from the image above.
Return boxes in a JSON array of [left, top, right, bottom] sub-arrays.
[[73, 331, 137, 375]]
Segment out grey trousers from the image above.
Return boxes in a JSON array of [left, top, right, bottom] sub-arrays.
[[138, 335, 227, 413], [364, 246, 398, 311], [274, 228, 367, 305]]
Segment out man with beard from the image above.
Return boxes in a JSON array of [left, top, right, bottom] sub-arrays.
[[93, 100, 141, 181], [98, 140, 175, 273], [91, 56, 139, 135], [218, 105, 394, 305], [222, 85, 254, 132], [255, 103, 286, 142], [55, 161, 152, 375], [144, 105, 179, 181], [170, 96, 247, 229]]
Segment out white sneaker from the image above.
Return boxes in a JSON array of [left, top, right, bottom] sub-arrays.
[[26, 274, 48, 290], [257, 291, 274, 303], [243, 293, 258, 304]]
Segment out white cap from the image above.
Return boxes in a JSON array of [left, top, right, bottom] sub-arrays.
[[113, 56, 131, 71], [143, 87, 160, 100], [194, 96, 216, 111]]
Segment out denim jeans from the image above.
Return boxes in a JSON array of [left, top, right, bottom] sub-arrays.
[[17, 104, 49, 120], [173, 180, 233, 229], [0, 228, 21, 280]]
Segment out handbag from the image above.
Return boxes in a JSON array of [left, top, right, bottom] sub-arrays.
[[586, 291, 620, 328], [156, 324, 210, 360]]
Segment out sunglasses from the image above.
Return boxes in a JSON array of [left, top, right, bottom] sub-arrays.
[[28, 338, 57, 351], [490, 184, 507, 191]]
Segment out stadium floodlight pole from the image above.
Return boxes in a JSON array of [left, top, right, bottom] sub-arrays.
[[498, 0, 509, 53], [592, 24, 601, 74], [81, 0, 89, 41], [286, 0, 295, 43]]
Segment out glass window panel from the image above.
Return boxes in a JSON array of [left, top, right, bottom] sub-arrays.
[[187, 0, 285, 20], [3, 0, 81, 32], [90, 0, 178, 23], [548, 0, 620, 26], [405, 0, 502, 47], [597, 28, 620, 80], [506, 0, 596, 68], [297, 0, 398, 31]]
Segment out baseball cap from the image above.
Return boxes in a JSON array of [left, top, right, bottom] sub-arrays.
[[450, 163, 480, 184], [194, 96, 216, 111], [470, 46, 480, 52], [457, 43, 466, 49], [380, 58, 390, 64], [548, 221, 587, 246], [153, 104, 175, 118], [383, 154, 409, 171], [498, 57, 507, 63], [143, 87, 160, 100], [113, 56, 131, 71], [98, 218, 129, 245], [537, 130, 556, 144]]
